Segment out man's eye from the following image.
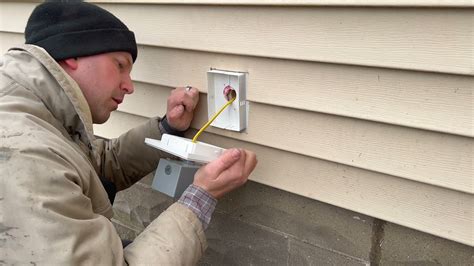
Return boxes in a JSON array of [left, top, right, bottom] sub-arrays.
[[118, 62, 124, 69]]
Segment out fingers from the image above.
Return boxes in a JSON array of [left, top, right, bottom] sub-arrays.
[[193, 148, 257, 199], [208, 148, 242, 176], [243, 150, 258, 177], [178, 88, 199, 112], [223, 150, 255, 188], [192, 149, 243, 196], [181, 95, 197, 112], [168, 87, 199, 112], [165, 86, 200, 130], [168, 104, 185, 118], [185, 87, 199, 107]]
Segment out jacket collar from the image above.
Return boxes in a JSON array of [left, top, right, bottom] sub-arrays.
[[6, 44, 96, 152]]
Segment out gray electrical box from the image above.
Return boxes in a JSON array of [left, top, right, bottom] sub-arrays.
[[151, 158, 200, 198]]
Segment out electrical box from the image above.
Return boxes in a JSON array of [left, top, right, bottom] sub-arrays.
[[207, 69, 248, 131], [145, 135, 226, 198], [152, 158, 200, 198]]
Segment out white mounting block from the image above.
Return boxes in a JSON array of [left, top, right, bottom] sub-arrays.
[[145, 134, 225, 164], [207, 69, 248, 131]]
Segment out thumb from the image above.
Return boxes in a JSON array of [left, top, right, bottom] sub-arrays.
[[209, 148, 242, 174]]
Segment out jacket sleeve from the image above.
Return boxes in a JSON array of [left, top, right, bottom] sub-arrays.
[[124, 203, 207, 265], [2, 139, 124, 265], [2, 137, 206, 265], [94, 117, 169, 191]]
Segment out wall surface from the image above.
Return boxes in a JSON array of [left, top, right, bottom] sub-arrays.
[[0, 0, 472, 263], [113, 175, 473, 265]]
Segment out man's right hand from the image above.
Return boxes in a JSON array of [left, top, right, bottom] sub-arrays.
[[193, 148, 258, 199]]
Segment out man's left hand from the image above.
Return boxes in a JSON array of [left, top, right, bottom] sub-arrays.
[[166, 86, 199, 131]]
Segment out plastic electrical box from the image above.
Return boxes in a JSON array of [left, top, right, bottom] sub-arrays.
[[145, 134, 225, 164], [151, 158, 200, 198], [207, 69, 248, 131]]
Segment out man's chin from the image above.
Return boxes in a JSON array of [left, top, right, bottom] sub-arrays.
[[92, 113, 111, 124]]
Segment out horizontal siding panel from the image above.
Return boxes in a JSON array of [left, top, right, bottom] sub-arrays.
[[0, 3, 33, 33], [100, 4, 473, 75], [195, 101, 474, 194], [199, 133, 474, 247], [1, 2, 472, 75], [116, 83, 473, 194], [2, 32, 472, 137], [0, 32, 24, 53], [93, 0, 474, 7], [1, 32, 472, 193], [132, 46, 474, 137], [94, 111, 473, 246], [93, 111, 148, 138], [118, 82, 170, 117]]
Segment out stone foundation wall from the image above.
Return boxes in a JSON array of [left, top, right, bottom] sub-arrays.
[[112, 175, 473, 265]]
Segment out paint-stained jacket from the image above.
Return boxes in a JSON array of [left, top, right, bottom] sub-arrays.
[[0, 45, 206, 265]]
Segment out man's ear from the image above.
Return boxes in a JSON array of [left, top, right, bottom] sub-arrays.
[[59, 58, 78, 71]]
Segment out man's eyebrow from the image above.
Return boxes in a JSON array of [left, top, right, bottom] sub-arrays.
[[125, 57, 132, 67], [118, 55, 133, 71], [117, 54, 132, 68]]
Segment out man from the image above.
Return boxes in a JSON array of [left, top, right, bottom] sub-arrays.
[[0, 1, 257, 265]]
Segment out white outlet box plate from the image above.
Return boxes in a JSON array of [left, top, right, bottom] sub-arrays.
[[145, 134, 225, 164], [207, 69, 247, 131]]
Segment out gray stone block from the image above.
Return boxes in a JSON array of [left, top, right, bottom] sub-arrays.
[[199, 212, 289, 265], [112, 218, 140, 241], [138, 172, 154, 186], [215, 181, 373, 260], [111, 180, 473, 266], [113, 182, 174, 228], [289, 239, 367, 266], [379, 223, 474, 266], [199, 211, 368, 266]]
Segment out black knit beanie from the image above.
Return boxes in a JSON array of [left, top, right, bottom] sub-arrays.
[[25, 1, 137, 62]]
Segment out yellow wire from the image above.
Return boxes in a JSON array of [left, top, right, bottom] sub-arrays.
[[192, 97, 236, 143]]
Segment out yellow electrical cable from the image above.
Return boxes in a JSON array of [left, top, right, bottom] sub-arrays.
[[192, 96, 236, 143]]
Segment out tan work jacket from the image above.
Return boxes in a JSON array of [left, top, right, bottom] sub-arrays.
[[0, 45, 206, 265]]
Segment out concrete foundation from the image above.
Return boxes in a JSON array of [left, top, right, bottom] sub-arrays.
[[112, 174, 473, 265]]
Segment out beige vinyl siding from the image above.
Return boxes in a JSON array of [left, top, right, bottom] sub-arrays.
[[114, 71, 474, 195], [0, 2, 33, 33], [99, 77, 474, 195], [92, 0, 474, 7], [95, 91, 473, 247], [3, 31, 471, 138], [1, 1, 472, 246], [104, 5, 473, 76], [4, 3, 471, 75], [134, 46, 474, 138], [0, 32, 23, 53]]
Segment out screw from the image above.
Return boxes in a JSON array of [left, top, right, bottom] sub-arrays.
[[165, 165, 172, 175]]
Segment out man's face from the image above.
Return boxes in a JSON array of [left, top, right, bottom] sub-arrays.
[[67, 52, 134, 124]]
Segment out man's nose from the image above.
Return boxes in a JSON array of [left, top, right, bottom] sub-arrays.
[[122, 74, 134, 94]]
